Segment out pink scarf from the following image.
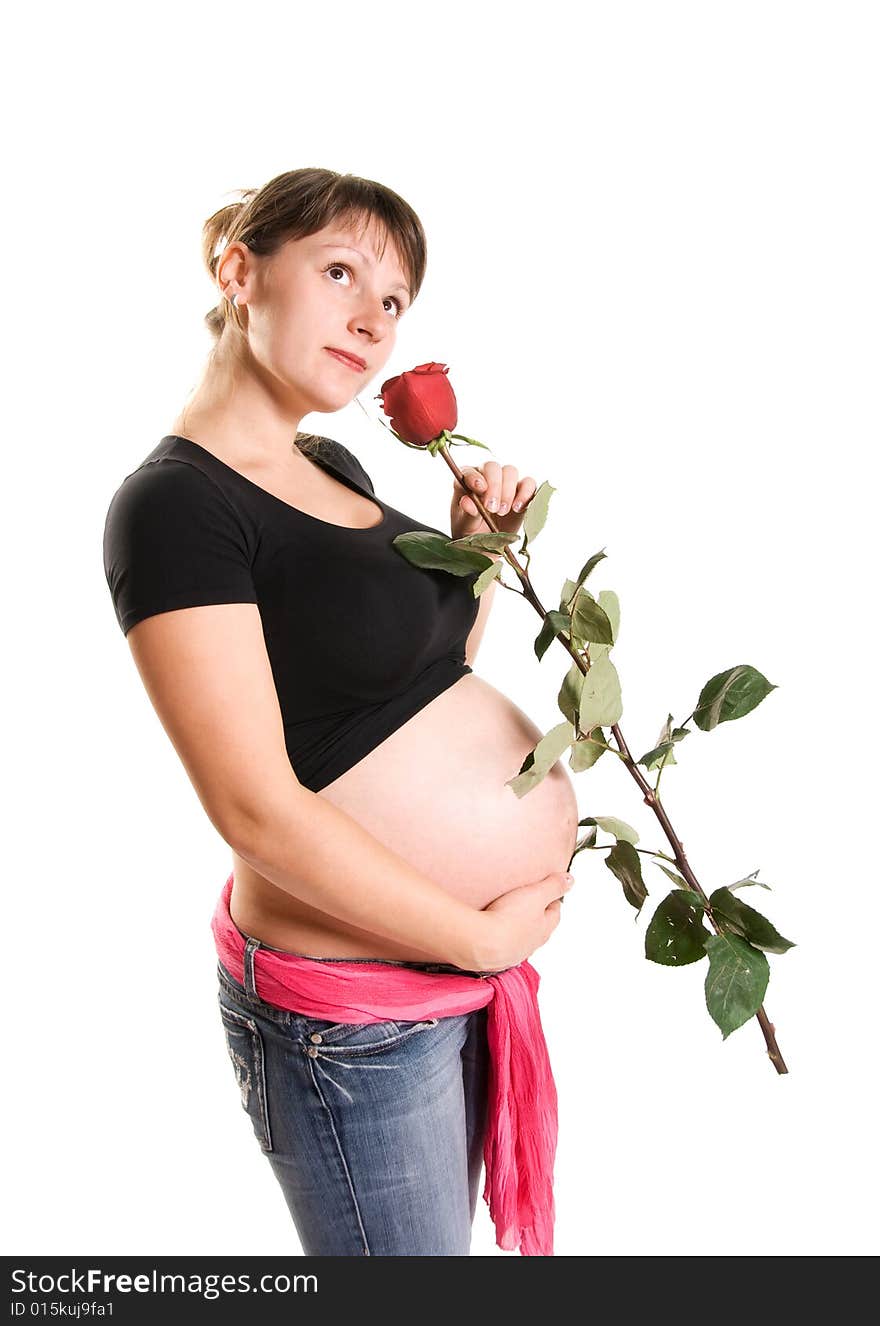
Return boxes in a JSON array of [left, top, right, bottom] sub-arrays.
[[211, 873, 559, 1256]]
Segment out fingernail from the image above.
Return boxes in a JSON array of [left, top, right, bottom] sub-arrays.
[[512, 501, 522, 511], [498, 503, 508, 514], [565, 872, 574, 882], [487, 498, 498, 511]]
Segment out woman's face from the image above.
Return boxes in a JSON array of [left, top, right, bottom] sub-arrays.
[[241, 214, 412, 417]]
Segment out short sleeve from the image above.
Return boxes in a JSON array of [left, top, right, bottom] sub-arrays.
[[102, 458, 258, 637]]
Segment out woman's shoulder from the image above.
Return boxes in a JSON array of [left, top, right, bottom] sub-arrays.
[[102, 441, 256, 639], [103, 438, 237, 527], [303, 434, 376, 493]]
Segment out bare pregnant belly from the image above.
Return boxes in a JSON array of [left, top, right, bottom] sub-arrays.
[[229, 672, 580, 961]]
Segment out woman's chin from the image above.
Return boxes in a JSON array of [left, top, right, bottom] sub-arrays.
[[301, 382, 362, 415]]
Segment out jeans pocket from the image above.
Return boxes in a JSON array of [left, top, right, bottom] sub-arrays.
[[297, 1015, 440, 1058], [218, 1001, 273, 1153]]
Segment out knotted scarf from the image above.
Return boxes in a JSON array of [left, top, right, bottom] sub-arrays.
[[211, 872, 559, 1256]]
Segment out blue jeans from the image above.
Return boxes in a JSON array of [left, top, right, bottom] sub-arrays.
[[216, 931, 491, 1256]]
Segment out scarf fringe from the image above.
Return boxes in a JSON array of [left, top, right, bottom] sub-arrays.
[[482, 962, 558, 1256]]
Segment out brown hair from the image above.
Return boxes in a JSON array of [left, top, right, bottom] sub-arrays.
[[198, 167, 427, 456]]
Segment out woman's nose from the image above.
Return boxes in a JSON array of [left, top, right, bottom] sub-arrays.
[[351, 299, 391, 339], [353, 318, 382, 342]]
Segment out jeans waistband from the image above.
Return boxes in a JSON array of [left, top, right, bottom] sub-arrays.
[[227, 914, 486, 1001]]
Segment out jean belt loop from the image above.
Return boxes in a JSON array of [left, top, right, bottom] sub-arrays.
[[243, 936, 262, 998]]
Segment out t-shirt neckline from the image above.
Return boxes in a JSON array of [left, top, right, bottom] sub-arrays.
[[162, 435, 388, 534]]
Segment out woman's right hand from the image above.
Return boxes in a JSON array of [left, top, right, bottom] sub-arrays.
[[469, 871, 575, 972]]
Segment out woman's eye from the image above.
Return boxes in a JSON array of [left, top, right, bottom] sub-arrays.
[[323, 261, 403, 319]]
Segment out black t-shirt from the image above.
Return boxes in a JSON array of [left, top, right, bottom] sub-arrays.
[[102, 434, 479, 792]]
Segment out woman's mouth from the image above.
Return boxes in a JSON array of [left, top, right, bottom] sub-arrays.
[[325, 348, 366, 372]]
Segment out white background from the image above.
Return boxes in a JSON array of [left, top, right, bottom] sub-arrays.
[[4, 0, 877, 1258]]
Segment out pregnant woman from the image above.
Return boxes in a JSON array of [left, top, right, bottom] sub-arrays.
[[102, 167, 578, 1257]]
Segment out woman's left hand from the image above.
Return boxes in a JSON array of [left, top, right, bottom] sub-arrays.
[[450, 461, 537, 542]]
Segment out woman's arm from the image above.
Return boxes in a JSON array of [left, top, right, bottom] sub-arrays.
[[452, 460, 535, 669], [465, 568, 499, 668], [128, 600, 491, 969], [234, 789, 486, 967]]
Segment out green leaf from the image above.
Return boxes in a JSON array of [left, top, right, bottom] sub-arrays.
[[569, 731, 609, 771], [704, 934, 770, 1039], [579, 653, 623, 730], [639, 715, 690, 770], [663, 717, 687, 743], [505, 720, 575, 798], [557, 660, 585, 725], [392, 530, 492, 577], [727, 870, 772, 893], [569, 824, 597, 864], [645, 889, 711, 966], [693, 665, 778, 731], [640, 741, 678, 772], [604, 840, 648, 913], [575, 548, 608, 586], [520, 480, 556, 551], [579, 815, 640, 845], [570, 589, 615, 646], [473, 558, 504, 596], [449, 531, 519, 554], [592, 590, 620, 654], [708, 887, 795, 954], [535, 609, 572, 661], [560, 578, 579, 610], [653, 862, 690, 889]]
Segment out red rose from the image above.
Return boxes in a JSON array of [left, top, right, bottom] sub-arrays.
[[376, 361, 458, 447]]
